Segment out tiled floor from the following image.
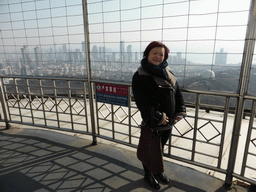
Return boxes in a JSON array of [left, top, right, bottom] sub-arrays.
[[0, 126, 251, 192]]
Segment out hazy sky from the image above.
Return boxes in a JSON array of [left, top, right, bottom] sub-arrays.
[[0, 0, 252, 64]]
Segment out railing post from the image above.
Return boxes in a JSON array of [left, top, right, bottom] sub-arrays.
[[82, 0, 97, 145], [0, 79, 10, 129], [225, 0, 256, 188]]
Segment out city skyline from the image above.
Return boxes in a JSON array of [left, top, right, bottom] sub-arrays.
[[0, 0, 251, 65], [0, 38, 238, 80], [0, 0, 255, 93]]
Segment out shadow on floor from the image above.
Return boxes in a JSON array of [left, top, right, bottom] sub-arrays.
[[0, 128, 251, 192]]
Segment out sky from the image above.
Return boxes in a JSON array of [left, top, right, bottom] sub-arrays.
[[0, 0, 252, 65]]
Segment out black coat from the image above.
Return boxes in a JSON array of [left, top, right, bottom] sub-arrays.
[[132, 68, 186, 128]]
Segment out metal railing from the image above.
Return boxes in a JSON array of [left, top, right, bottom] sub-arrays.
[[1, 76, 256, 187], [0, 76, 91, 135]]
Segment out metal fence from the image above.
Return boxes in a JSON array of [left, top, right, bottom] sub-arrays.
[[0, 76, 91, 134], [1, 76, 256, 187]]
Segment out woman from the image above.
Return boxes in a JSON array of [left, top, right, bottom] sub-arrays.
[[132, 41, 186, 189]]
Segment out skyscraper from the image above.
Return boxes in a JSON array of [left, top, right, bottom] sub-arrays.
[[120, 41, 125, 62], [34, 47, 41, 68], [127, 44, 132, 63], [21, 45, 28, 66], [215, 48, 227, 65], [92, 45, 98, 60]]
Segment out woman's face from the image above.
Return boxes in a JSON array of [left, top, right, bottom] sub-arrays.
[[147, 47, 165, 65]]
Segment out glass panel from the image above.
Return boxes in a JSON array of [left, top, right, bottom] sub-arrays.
[[9, 3, 22, 12], [25, 20, 38, 29], [219, 0, 250, 12], [216, 26, 247, 40], [163, 1, 189, 17], [189, 14, 217, 27], [163, 15, 188, 29], [89, 23, 104, 34], [218, 12, 249, 26], [27, 37, 40, 46], [10, 12, 23, 22], [104, 32, 120, 43], [142, 5, 162, 19], [122, 31, 140, 42], [166, 41, 187, 54], [67, 5, 82, 16], [188, 27, 216, 40], [37, 9, 51, 19], [88, 2, 102, 14], [141, 18, 162, 30], [26, 29, 39, 37], [249, 55, 256, 95], [104, 22, 120, 33], [88, 13, 102, 24], [104, 11, 120, 22], [67, 16, 83, 26], [66, 0, 81, 6], [142, 0, 162, 6], [103, 0, 119, 12], [38, 18, 52, 28], [121, 20, 140, 32], [186, 41, 215, 54], [13, 29, 26, 38], [50, 0, 65, 8], [121, 0, 140, 10], [0, 0, 252, 83], [186, 53, 214, 65], [163, 28, 187, 41], [141, 30, 162, 42], [39, 28, 53, 37], [51, 7, 66, 18], [190, 0, 219, 15], [35, 0, 50, 9], [53, 27, 68, 36], [121, 8, 140, 21]]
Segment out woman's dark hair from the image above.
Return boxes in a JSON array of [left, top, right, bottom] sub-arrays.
[[143, 41, 170, 61]]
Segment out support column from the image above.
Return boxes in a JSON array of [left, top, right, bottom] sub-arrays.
[[225, 0, 256, 188], [0, 79, 10, 129], [82, 0, 97, 145]]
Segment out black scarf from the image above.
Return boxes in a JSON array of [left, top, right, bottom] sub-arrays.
[[139, 58, 177, 88], [141, 58, 168, 80]]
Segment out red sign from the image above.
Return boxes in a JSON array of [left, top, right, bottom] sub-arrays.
[[95, 83, 128, 96], [95, 83, 129, 107]]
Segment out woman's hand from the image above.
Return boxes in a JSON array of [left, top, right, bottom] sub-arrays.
[[162, 116, 169, 125], [175, 116, 183, 122]]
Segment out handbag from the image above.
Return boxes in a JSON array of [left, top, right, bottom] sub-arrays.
[[137, 125, 164, 175]]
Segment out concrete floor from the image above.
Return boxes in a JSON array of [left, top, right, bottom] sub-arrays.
[[0, 125, 252, 192]]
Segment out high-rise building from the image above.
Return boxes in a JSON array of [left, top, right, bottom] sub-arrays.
[[112, 52, 116, 62], [34, 47, 41, 68], [215, 48, 227, 65], [62, 44, 67, 53], [21, 65, 32, 76], [127, 44, 132, 63], [135, 52, 138, 62], [120, 41, 125, 61], [82, 41, 85, 52], [62, 44, 68, 61], [21, 46, 28, 66], [92, 45, 98, 60]]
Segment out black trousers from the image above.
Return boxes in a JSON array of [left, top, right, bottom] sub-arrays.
[[143, 129, 172, 173]]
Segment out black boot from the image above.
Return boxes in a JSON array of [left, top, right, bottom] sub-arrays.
[[154, 173, 170, 184], [144, 172, 160, 189]]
